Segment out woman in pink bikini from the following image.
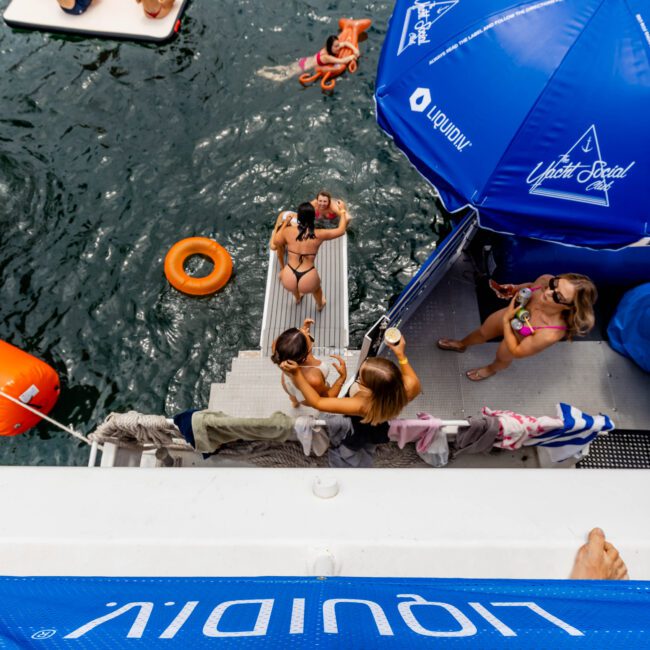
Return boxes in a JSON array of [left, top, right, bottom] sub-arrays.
[[437, 273, 597, 381], [258, 35, 359, 81]]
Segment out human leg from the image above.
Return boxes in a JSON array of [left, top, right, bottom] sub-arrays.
[[466, 338, 513, 381], [570, 528, 629, 580], [295, 267, 324, 310], [279, 266, 303, 305], [438, 307, 507, 352]]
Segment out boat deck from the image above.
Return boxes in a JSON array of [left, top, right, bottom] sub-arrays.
[[392, 253, 650, 429], [260, 235, 349, 356]]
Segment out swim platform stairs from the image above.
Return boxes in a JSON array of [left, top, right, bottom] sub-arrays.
[[210, 234, 354, 418]]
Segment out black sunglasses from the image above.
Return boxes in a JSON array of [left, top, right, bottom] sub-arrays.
[[549, 277, 572, 306]]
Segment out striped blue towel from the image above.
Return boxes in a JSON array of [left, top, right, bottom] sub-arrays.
[[524, 403, 615, 462]]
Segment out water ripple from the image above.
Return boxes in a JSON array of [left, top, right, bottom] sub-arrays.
[[0, 0, 443, 465]]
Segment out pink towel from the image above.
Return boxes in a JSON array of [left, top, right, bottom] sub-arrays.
[[388, 412, 444, 453]]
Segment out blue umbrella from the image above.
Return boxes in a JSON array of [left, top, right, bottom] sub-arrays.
[[376, 0, 650, 248]]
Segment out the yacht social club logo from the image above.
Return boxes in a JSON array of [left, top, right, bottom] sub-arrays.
[[409, 87, 472, 153], [527, 125, 635, 207], [398, 0, 458, 55]]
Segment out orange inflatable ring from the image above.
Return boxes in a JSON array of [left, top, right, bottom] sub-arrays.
[[300, 18, 372, 92], [164, 237, 233, 296], [0, 340, 60, 437]]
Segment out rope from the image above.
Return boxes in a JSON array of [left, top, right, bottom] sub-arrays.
[[89, 411, 184, 449], [0, 390, 92, 445]]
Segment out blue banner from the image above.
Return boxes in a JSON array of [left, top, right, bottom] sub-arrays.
[[376, 0, 650, 248], [1, 576, 649, 648]]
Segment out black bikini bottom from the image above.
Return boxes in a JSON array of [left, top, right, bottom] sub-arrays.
[[288, 264, 316, 283]]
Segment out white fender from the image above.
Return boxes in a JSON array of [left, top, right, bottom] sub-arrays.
[[397, 594, 477, 637], [203, 599, 274, 637]]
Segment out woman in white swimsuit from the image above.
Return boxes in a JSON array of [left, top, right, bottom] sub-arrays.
[[271, 319, 346, 408]]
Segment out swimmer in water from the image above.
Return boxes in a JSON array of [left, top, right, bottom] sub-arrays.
[[258, 35, 360, 82], [57, 0, 93, 14], [270, 192, 348, 270]]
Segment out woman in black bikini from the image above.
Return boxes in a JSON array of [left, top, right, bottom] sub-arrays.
[[272, 202, 348, 310]]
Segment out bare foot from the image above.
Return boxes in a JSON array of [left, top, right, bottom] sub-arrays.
[[437, 338, 466, 353], [570, 528, 629, 580], [466, 367, 496, 381], [316, 298, 327, 312]]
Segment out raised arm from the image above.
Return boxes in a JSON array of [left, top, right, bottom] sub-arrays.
[[280, 361, 363, 415], [320, 53, 357, 66], [271, 212, 291, 249], [315, 210, 348, 241], [386, 336, 421, 401]]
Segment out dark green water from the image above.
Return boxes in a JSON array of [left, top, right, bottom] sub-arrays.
[[0, 0, 442, 465]]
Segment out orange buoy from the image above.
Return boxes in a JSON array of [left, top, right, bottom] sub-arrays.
[[0, 341, 60, 437], [300, 18, 372, 92], [164, 237, 233, 296]]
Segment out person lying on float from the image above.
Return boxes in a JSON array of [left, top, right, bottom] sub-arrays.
[[136, 0, 175, 20], [258, 35, 359, 81], [437, 274, 597, 381], [57, 0, 92, 15]]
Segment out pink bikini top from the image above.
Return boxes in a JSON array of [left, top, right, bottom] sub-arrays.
[[316, 51, 324, 66], [518, 286, 567, 337]]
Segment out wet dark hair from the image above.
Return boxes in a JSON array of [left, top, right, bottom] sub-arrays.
[[296, 202, 316, 241], [271, 328, 309, 365], [326, 35, 338, 56]]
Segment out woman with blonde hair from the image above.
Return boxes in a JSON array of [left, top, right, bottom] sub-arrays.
[[281, 336, 421, 446], [437, 273, 598, 380]]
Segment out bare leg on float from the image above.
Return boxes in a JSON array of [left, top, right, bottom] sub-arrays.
[[570, 528, 629, 580]]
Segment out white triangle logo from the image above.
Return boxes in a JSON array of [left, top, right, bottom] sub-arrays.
[[527, 125, 635, 207], [398, 1, 459, 56]]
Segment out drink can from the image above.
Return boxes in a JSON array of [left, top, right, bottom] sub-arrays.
[[516, 287, 532, 306], [384, 327, 402, 345], [515, 308, 530, 321], [510, 318, 524, 332]]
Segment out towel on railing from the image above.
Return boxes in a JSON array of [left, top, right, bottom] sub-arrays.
[[387, 413, 444, 453], [482, 406, 563, 450], [523, 403, 615, 462]]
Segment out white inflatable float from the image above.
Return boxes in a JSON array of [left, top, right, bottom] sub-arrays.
[[3, 0, 189, 43]]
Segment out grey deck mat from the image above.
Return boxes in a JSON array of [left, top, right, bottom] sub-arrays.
[[394, 254, 650, 429]]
